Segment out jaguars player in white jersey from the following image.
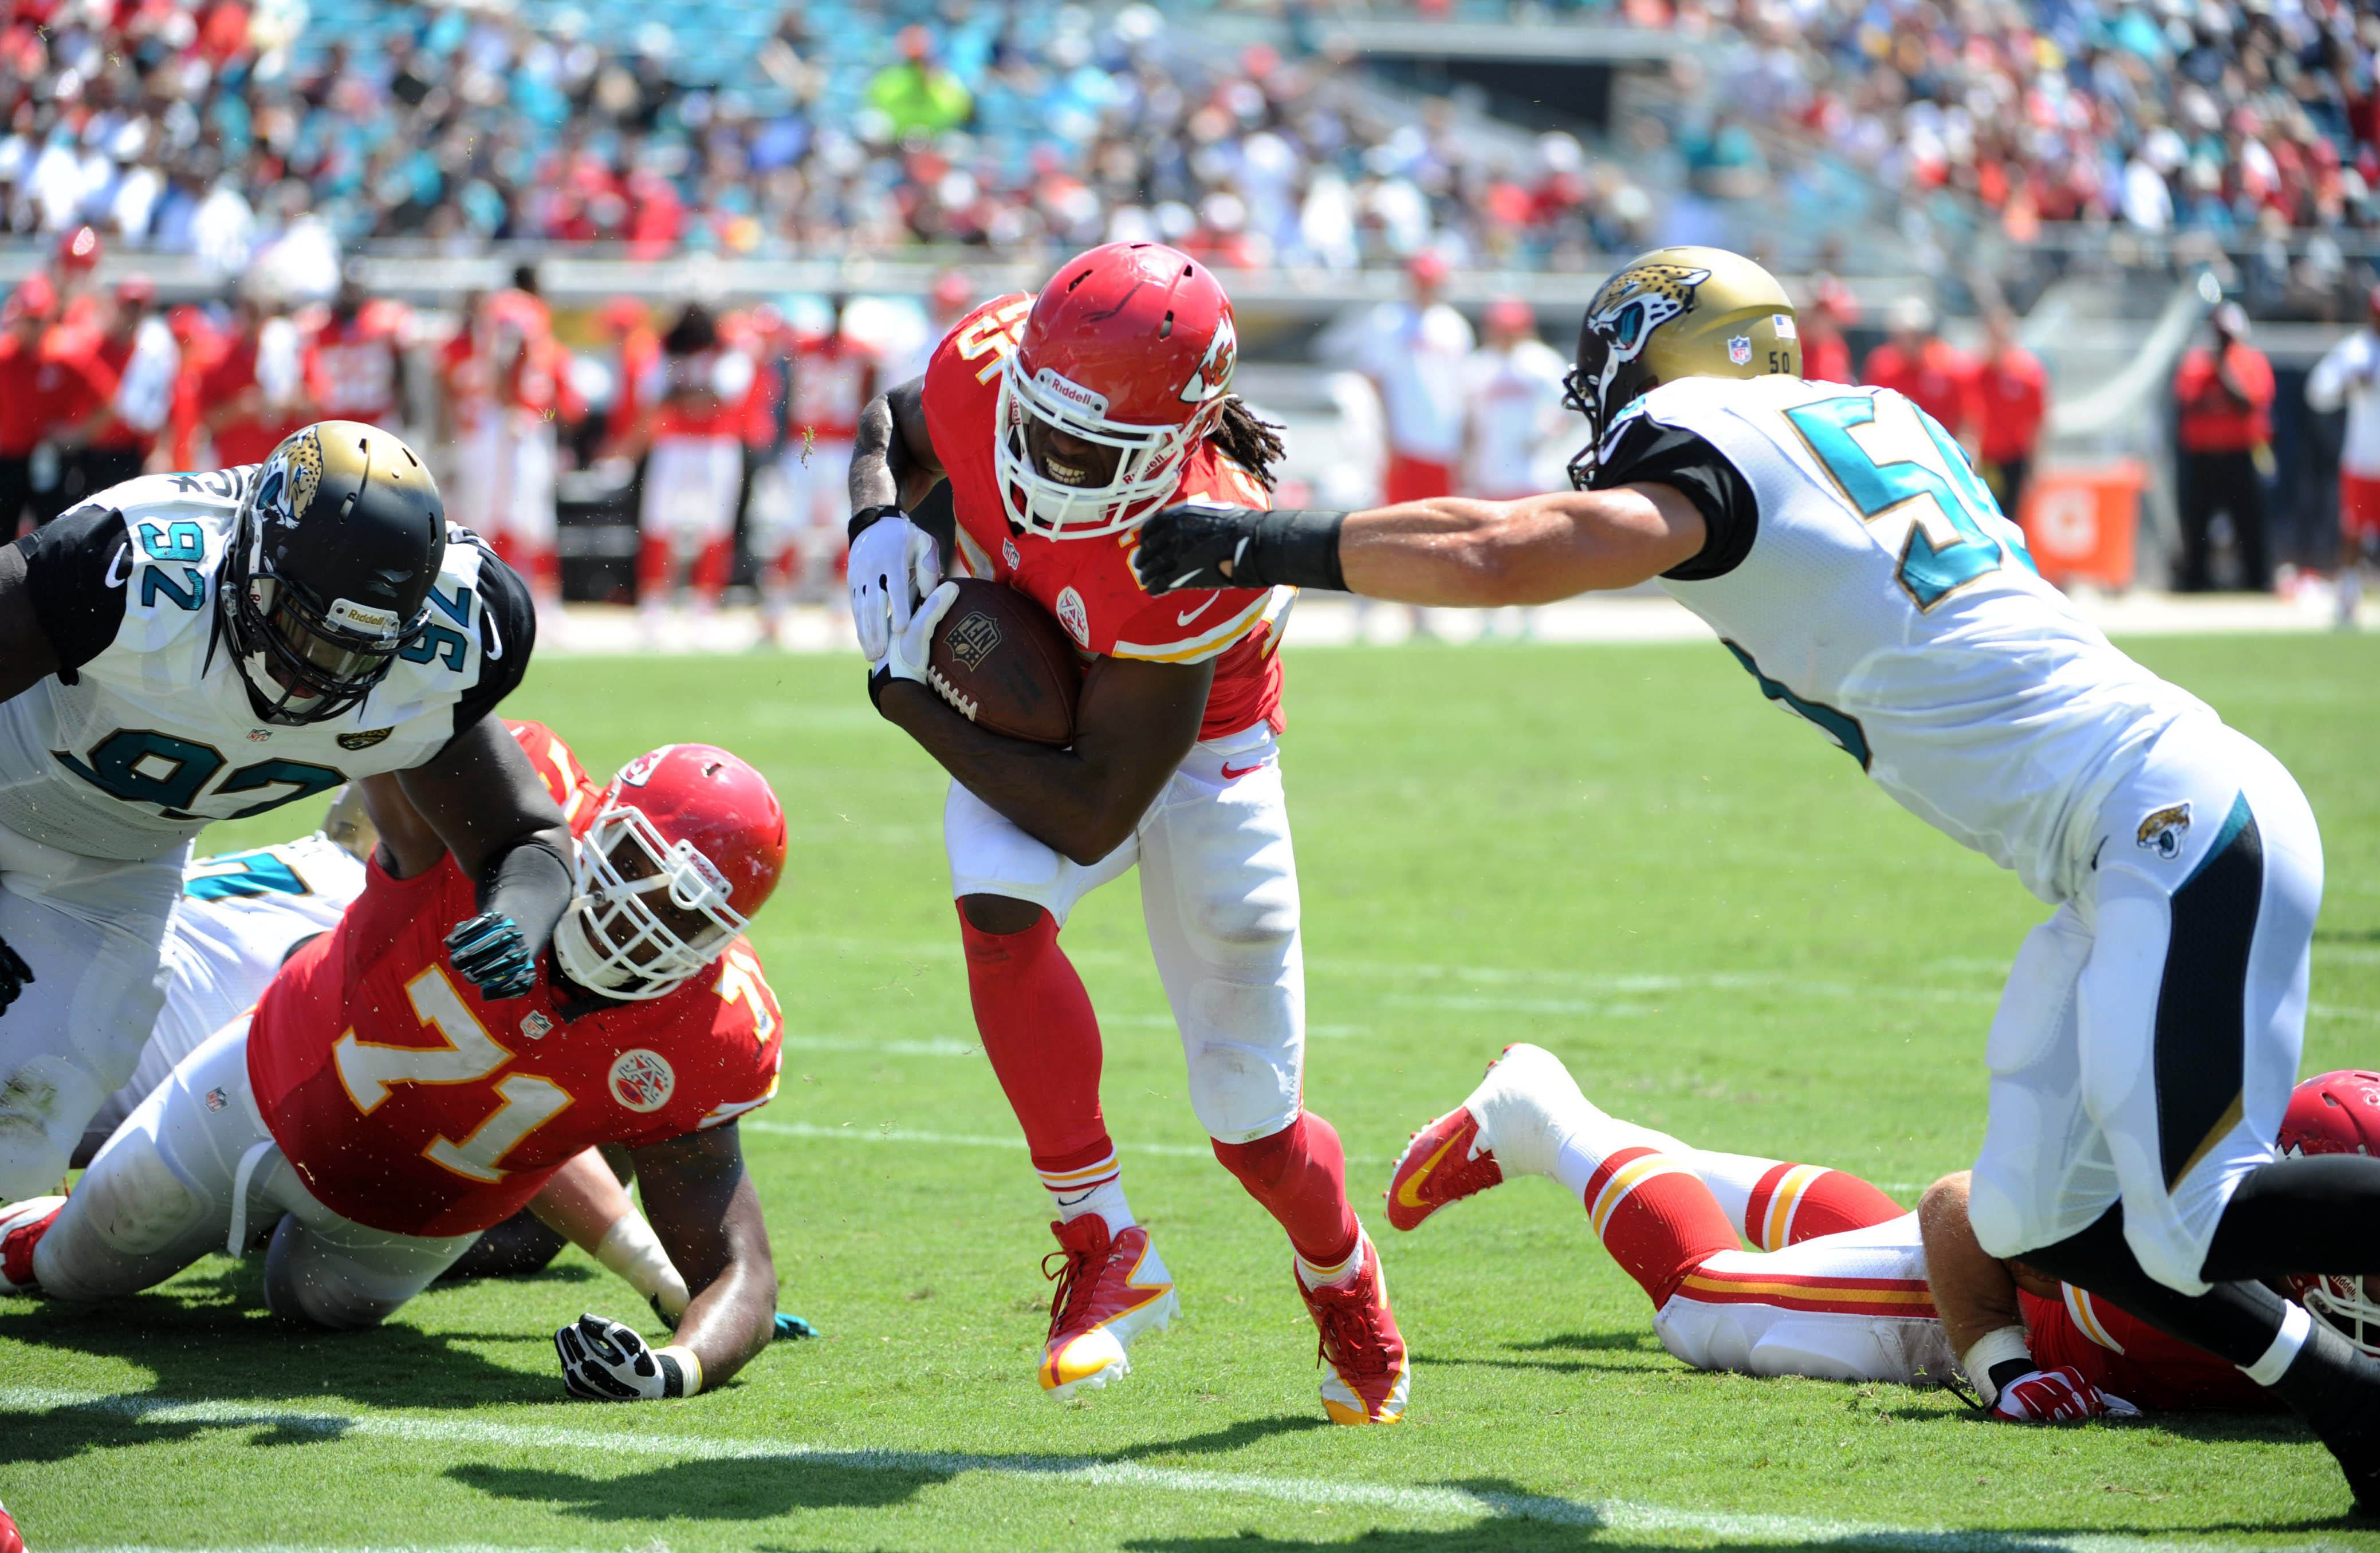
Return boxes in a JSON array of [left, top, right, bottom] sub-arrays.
[[0, 420, 575, 1201], [1131, 247, 2380, 1507]]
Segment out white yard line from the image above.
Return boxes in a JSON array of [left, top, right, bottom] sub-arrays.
[[3, 1386, 2351, 1553]]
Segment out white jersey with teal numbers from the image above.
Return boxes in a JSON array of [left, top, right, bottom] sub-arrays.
[[1, 472, 534, 862], [1595, 376, 2210, 903], [82, 831, 367, 1148]]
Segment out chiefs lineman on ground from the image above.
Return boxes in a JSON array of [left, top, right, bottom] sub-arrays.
[[1391, 1046, 2380, 1422], [1135, 245, 2380, 1503], [0, 421, 574, 1203], [846, 242, 1406, 1424], [0, 738, 789, 1402]]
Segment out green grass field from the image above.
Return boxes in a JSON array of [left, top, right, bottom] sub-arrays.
[[5, 633, 2378, 1552]]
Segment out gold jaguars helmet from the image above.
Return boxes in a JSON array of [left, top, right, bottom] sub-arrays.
[[224, 421, 446, 726], [1563, 246, 1798, 487]]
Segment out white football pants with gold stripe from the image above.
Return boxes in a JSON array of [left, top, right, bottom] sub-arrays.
[[1544, 1098, 1957, 1388]]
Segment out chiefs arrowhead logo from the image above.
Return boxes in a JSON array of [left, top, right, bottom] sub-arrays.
[[1177, 316, 1237, 405]]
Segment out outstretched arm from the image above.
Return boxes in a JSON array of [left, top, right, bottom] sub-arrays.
[[630, 1124, 777, 1389], [1130, 485, 1708, 608], [848, 376, 945, 517], [397, 718, 575, 997]]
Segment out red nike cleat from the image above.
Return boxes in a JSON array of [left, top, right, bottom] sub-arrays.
[[0, 1196, 63, 1295], [1386, 1106, 1502, 1232], [1297, 1235, 1410, 1424], [1038, 1216, 1179, 1399]]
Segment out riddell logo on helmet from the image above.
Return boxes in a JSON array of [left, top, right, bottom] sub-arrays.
[[1177, 316, 1237, 404], [1034, 368, 1110, 419], [327, 598, 400, 636]]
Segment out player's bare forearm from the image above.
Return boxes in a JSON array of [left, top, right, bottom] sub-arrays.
[[1336, 484, 1708, 606], [399, 717, 572, 881], [528, 1148, 639, 1251], [0, 547, 64, 706], [634, 1126, 776, 1388], [355, 772, 446, 878], [878, 654, 1210, 866], [850, 377, 943, 515], [1918, 1171, 2029, 1359]]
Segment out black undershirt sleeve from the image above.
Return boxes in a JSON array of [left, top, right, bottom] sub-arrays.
[[14, 503, 130, 676], [1591, 416, 1761, 582], [447, 541, 538, 743]]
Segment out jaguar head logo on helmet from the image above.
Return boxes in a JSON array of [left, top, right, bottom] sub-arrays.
[[222, 420, 447, 726], [554, 744, 788, 1002], [1563, 246, 1800, 488], [993, 242, 1240, 539]]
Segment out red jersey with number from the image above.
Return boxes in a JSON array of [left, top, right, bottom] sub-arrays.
[[246, 727, 783, 1240], [790, 333, 876, 442], [922, 294, 1289, 740], [2022, 1286, 2274, 1412], [306, 302, 411, 425]]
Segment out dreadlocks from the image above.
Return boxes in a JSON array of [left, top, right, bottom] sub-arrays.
[[1210, 396, 1287, 490]]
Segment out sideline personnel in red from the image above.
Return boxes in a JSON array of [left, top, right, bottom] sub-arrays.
[[2171, 301, 2276, 593]]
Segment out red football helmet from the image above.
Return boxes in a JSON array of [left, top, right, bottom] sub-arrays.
[[994, 242, 1238, 539], [2280, 1070, 2380, 1356], [554, 745, 788, 1001], [56, 224, 101, 273]]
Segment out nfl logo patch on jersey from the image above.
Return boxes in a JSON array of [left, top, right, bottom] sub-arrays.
[[609, 1049, 676, 1112], [1055, 586, 1091, 649], [1728, 335, 1754, 366], [203, 1086, 229, 1113], [519, 1010, 553, 1041], [1002, 537, 1021, 570]]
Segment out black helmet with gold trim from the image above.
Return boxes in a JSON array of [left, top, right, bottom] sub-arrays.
[[1563, 245, 1798, 487], [222, 420, 446, 725]]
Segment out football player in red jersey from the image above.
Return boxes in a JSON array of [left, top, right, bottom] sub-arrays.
[[1390, 1046, 2380, 1422], [845, 242, 1407, 1424], [0, 739, 790, 1401]]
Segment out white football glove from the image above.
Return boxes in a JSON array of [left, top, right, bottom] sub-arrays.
[[1989, 1363, 2141, 1423], [554, 1312, 702, 1401], [867, 580, 958, 704], [848, 510, 941, 663]]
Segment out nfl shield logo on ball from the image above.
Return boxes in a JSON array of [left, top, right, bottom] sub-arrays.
[[1728, 335, 1753, 366], [2136, 802, 2192, 860], [609, 1049, 676, 1112], [949, 610, 1003, 669], [1055, 587, 1091, 648]]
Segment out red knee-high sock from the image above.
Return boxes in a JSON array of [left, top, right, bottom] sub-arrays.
[[636, 535, 673, 602], [1744, 1163, 1906, 1250], [959, 905, 1112, 1174], [526, 545, 560, 598], [1579, 1146, 1744, 1307], [693, 538, 732, 602], [1211, 1112, 1362, 1268]]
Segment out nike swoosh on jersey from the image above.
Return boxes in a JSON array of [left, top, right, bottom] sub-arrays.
[[104, 543, 129, 589], [1176, 595, 1219, 627]]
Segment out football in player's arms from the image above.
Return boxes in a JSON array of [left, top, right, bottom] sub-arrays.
[[0, 739, 792, 1402], [1135, 247, 2380, 1504], [846, 242, 1406, 1423], [1392, 1045, 2371, 1422], [0, 421, 577, 1207]]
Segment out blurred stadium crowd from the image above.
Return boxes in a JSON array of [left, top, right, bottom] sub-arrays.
[[0, 0, 1655, 269]]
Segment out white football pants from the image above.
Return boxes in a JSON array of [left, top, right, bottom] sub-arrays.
[[463, 413, 558, 551], [1650, 1212, 1957, 1387], [33, 1015, 477, 1327], [752, 436, 854, 568], [945, 722, 1304, 1144], [640, 437, 743, 549], [0, 818, 182, 1200], [1968, 716, 2322, 1294]]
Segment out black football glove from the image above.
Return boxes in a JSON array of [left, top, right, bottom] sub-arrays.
[[445, 912, 538, 1000], [1131, 504, 1348, 594], [0, 937, 32, 1016], [555, 1312, 697, 1400]]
